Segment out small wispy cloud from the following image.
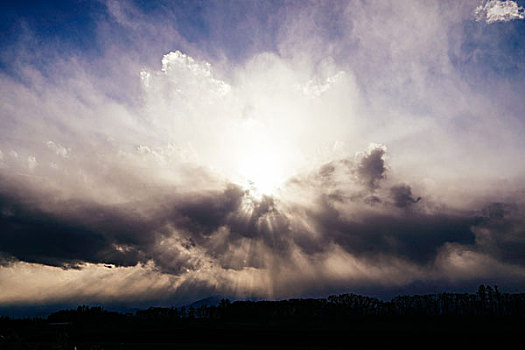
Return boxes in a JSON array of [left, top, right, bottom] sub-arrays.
[[46, 141, 70, 158], [475, 0, 525, 23], [301, 71, 346, 98]]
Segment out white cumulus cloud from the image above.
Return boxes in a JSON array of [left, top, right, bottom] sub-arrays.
[[475, 0, 525, 23]]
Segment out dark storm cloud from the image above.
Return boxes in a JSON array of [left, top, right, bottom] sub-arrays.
[[312, 145, 388, 193], [357, 145, 387, 191], [0, 188, 151, 268], [311, 204, 477, 264], [1, 146, 525, 305], [284, 149, 525, 268], [0, 190, 105, 268], [0, 180, 290, 273], [167, 188, 293, 270], [390, 184, 421, 208], [1, 141, 524, 284], [173, 184, 245, 236], [474, 201, 525, 266]]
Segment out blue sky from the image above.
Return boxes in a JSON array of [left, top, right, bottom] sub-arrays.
[[0, 0, 525, 308]]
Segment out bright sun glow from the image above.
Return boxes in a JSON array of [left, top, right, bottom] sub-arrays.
[[238, 148, 287, 196], [224, 116, 299, 197]]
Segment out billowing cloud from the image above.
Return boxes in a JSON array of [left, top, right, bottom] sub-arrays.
[[1, 0, 525, 306], [390, 185, 421, 208], [475, 0, 525, 23], [356, 144, 387, 191]]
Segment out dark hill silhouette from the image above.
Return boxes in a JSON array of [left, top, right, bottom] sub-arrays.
[[187, 295, 231, 308]]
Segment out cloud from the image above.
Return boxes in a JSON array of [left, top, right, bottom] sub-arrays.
[[1, 0, 525, 305], [475, 0, 525, 23], [4, 140, 523, 303], [27, 156, 37, 171], [46, 141, 69, 158], [301, 71, 346, 97], [356, 144, 387, 191], [159, 50, 230, 97], [390, 184, 421, 208]]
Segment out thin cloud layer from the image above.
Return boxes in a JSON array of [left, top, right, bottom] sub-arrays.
[[1, 0, 525, 305]]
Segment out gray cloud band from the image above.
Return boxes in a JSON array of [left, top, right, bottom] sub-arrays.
[[1, 146, 522, 282]]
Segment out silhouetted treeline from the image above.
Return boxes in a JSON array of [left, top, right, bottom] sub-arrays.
[[130, 285, 525, 322], [1, 285, 525, 349], [2, 285, 524, 325]]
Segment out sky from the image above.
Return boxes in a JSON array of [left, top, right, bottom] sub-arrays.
[[0, 0, 525, 310]]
